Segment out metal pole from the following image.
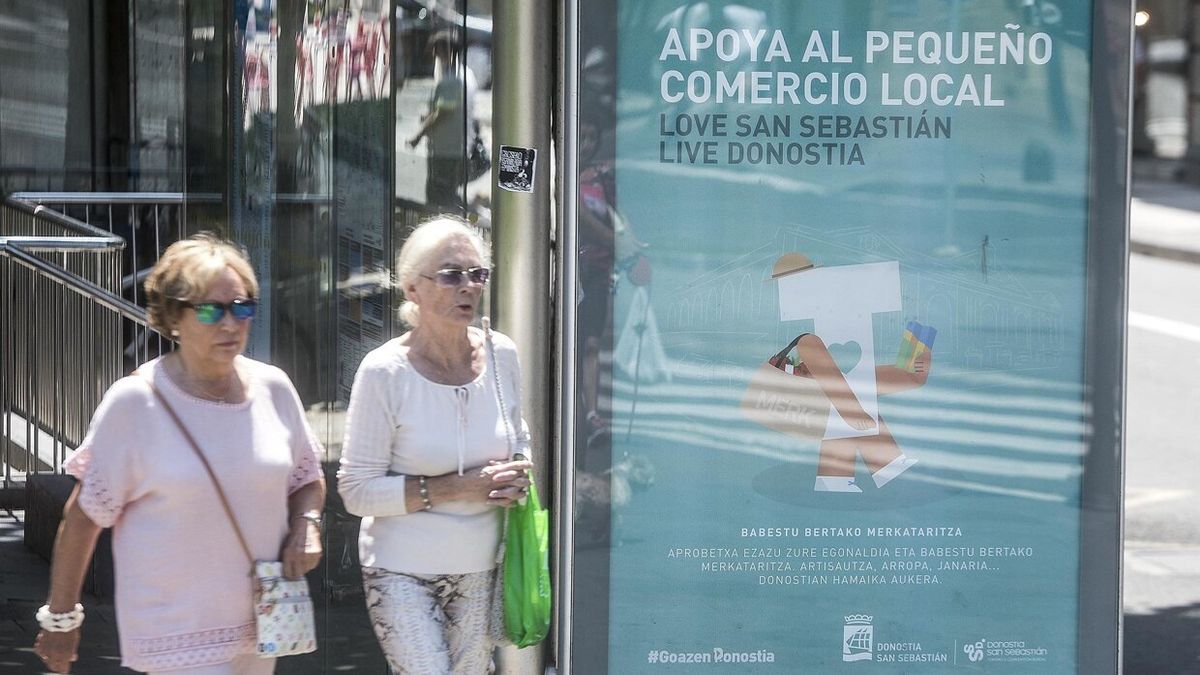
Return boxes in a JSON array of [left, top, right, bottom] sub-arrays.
[[556, 0, 580, 671], [492, 0, 554, 673]]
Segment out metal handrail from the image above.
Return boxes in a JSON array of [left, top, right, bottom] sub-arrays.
[[0, 236, 127, 252], [7, 192, 190, 307], [11, 191, 331, 205], [11, 191, 205, 205], [0, 242, 150, 324], [1, 197, 159, 498], [2, 195, 127, 243]]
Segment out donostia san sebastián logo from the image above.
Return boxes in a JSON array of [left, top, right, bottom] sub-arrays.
[[959, 637, 1049, 664], [840, 613, 951, 664], [843, 614, 874, 662]]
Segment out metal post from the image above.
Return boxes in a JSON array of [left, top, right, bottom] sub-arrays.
[[555, 0, 579, 671], [491, 0, 554, 673]]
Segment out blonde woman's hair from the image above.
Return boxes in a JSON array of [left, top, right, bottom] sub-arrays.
[[395, 216, 489, 327], [144, 232, 259, 333]]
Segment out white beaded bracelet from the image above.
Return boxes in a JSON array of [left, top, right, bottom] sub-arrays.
[[36, 603, 84, 632]]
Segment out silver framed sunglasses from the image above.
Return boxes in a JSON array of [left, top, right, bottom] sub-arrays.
[[422, 266, 491, 287]]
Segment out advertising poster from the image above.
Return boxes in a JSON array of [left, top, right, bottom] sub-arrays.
[[571, 1, 1123, 672]]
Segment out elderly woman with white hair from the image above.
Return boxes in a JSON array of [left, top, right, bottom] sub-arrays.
[[34, 233, 326, 674], [337, 216, 532, 673]]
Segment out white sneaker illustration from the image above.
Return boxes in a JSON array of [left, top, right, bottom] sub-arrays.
[[872, 455, 917, 488], [814, 476, 862, 493]]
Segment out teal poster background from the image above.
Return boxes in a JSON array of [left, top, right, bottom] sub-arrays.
[[572, 1, 1104, 672]]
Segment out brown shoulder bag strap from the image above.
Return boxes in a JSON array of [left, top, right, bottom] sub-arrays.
[[138, 370, 255, 568]]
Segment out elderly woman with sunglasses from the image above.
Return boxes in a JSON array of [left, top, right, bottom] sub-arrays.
[[338, 217, 532, 673], [35, 234, 325, 675]]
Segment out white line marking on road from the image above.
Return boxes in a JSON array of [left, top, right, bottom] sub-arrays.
[[1124, 553, 1174, 577], [1126, 540, 1200, 549], [1125, 488, 1194, 509], [1129, 311, 1200, 343], [1124, 542, 1200, 577]]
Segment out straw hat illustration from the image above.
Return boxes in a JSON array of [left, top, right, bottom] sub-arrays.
[[770, 252, 817, 280]]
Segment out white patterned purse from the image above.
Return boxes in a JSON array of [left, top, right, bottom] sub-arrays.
[[254, 561, 317, 657]]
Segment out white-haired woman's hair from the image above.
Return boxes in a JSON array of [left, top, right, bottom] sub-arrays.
[[395, 216, 490, 327]]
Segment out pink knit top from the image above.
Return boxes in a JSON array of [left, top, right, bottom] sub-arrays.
[[63, 356, 323, 672]]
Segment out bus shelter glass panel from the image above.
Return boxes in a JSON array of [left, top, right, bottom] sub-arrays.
[[569, 1, 1127, 672]]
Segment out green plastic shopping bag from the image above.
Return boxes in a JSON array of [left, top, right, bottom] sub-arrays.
[[502, 478, 552, 647]]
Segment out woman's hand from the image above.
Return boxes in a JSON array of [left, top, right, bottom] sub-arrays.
[[281, 518, 323, 580], [438, 459, 532, 507], [282, 480, 326, 578], [482, 458, 534, 507], [34, 629, 79, 673]]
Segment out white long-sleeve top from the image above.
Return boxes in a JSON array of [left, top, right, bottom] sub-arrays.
[[337, 329, 531, 574]]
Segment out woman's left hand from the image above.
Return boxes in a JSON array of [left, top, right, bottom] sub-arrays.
[[482, 459, 534, 508], [34, 629, 79, 673], [281, 518, 322, 579]]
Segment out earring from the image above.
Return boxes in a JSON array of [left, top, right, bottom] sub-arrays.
[[170, 329, 180, 337]]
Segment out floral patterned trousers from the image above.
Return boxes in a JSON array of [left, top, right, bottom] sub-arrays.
[[362, 566, 494, 674]]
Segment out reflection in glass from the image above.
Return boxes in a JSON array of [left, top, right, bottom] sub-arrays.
[[234, 0, 277, 360], [133, 0, 186, 191], [395, 1, 492, 220], [0, 0, 494, 670], [0, 0, 186, 193], [261, 0, 396, 671]]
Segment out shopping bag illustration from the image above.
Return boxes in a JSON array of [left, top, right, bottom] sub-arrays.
[[740, 334, 829, 440], [895, 321, 938, 373]]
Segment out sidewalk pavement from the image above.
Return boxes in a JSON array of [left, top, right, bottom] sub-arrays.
[[0, 510, 125, 673]]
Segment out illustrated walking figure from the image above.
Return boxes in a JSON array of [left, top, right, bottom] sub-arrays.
[[743, 252, 935, 493]]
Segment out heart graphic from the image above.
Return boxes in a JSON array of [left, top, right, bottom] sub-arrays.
[[826, 341, 862, 374]]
